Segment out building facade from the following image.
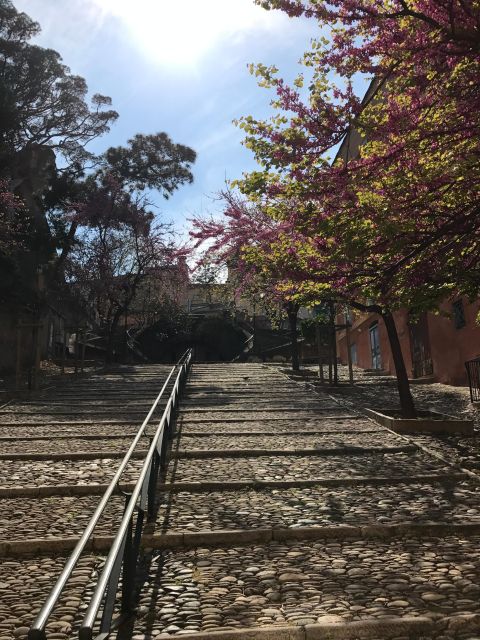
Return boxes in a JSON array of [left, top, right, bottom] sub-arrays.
[[336, 298, 480, 386]]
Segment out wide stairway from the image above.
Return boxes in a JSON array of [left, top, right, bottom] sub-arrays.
[[0, 365, 175, 640], [129, 364, 480, 639], [1, 363, 480, 639]]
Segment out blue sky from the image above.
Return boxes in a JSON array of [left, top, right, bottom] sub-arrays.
[[14, 0, 321, 234]]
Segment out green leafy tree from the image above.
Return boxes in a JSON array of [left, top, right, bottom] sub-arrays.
[[0, 0, 118, 171], [104, 133, 196, 196]]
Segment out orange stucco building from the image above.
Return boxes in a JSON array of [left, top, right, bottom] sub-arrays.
[[336, 299, 480, 386]]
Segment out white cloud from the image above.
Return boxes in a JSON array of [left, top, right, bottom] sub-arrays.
[[13, 0, 111, 72], [91, 0, 293, 68]]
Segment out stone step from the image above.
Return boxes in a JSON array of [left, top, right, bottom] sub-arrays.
[[0, 418, 147, 426], [129, 535, 480, 637], [174, 433, 406, 452], [181, 401, 331, 408], [6, 524, 480, 561], [178, 411, 346, 422], [186, 383, 295, 388], [0, 456, 143, 489], [0, 436, 141, 455], [152, 480, 480, 533], [5, 471, 475, 549], [147, 618, 479, 639], [0, 408, 164, 415], [177, 426, 381, 436], [0, 423, 139, 437], [6, 474, 469, 500], [178, 415, 360, 425], [0, 553, 102, 640], [156, 474, 468, 492], [183, 391, 315, 397], [0, 494, 124, 542], [172, 446, 417, 460], [176, 417, 365, 431], [12, 400, 164, 409], [0, 450, 148, 461], [0, 432, 137, 441], [165, 451, 452, 484]]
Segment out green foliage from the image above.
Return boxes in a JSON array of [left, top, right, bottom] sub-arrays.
[[0, 0, 118, 170], [300, 315, 330, 344], [141, 302, 192, 343], [104, 133, 196, 197]]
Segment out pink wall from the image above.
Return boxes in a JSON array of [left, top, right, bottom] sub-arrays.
[[337, 299, 480, 386]]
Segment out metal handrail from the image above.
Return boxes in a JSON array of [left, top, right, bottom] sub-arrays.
[[80, 356, 190, 638], [29, 349, 193, 640]]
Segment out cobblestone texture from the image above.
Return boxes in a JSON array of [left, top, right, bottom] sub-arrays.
[[410, 435, 480, 471], [0, 437, 146, 455], [176, 418, 370, 435], [175, 432, 406, 452], [0, 554, 102, 640], [0, 457, 144, 488], [296, 365, 480, 481], [131, 536, 480, 636], [4, 362, 480, 639], [300, 365, 479, 427], [0, 415, 146, 425], [165, 451, 451, 484], [0, 424, 137, 438], [179, 409, 351, 423], [0, 400, 156, 412], [154, 480, 480, 532], [0, 495, 124, 540]]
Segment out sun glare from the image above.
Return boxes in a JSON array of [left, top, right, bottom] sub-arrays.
[[94, 0, 280, 67]]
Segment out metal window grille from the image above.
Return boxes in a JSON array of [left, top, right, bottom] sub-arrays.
[[452, 300, 466, 329], [466, 358, 480, 402]]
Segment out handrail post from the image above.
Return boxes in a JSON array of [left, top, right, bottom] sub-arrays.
[[147, 450, 160, 521], [93, 531, 128, 640], [121, 514, 135, 614]]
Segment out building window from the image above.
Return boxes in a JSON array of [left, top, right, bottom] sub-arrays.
[[369, 323, 382, 369], [452, 300, 466, 329]]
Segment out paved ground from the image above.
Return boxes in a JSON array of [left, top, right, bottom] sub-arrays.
[[2, 363, 480, 640], [297, 365, 480, 473], [130, 364, 480, 640], [299, 364, 478, 423], [0, 365, 174, 640]]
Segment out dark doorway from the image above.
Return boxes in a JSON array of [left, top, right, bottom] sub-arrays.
[[409, 313, 433, 378]]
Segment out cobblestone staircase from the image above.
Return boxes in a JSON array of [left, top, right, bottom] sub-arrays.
[[0, 366, 175, 637], [1, 364, 480, 639], [127, 364, 480, 640]]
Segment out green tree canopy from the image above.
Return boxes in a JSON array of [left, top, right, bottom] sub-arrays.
[[0, 0, 118, 170], [104, 133, 196, 197]]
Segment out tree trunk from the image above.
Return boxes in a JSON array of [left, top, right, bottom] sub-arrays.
[[316, 323, 324, 382], [348, 300, 417, 418], [345, 323, 354, 385], [287, 303, 300, 371], [329, 301, 338, 385], [381, 310, 417, 418], [106, 309, 123, 363]]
